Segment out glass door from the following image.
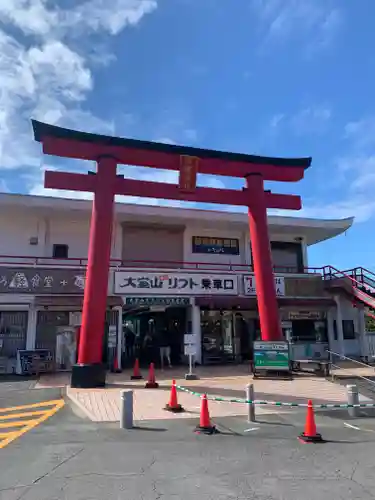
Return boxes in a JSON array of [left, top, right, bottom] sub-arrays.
[[201, 310, 234, 363]]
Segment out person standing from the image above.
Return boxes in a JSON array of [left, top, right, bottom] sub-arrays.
[[158, 326, 172, 370], [142, 331, 154, 367]]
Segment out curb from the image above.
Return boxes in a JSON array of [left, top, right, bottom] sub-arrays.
[[65, 387, 99, 421]]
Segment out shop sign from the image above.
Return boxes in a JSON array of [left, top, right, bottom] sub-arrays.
[[0, 267, 87, 294], [244, 275, 285, 296], [253, 341, 290, 371], [114, 272, 238, 296], [124, 297, 190, 307], [16, 349, 54, 375], [288, 311, 323, 320], [192, 236, 240, 255]]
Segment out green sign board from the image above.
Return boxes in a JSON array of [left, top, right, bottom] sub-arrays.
[[124, 297, 190, 307], [253, 341, 290, 371]]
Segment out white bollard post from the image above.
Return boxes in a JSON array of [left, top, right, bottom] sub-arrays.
[[347, 384, 360, 418], [120, 390, 133, 429], [246, 383, 256, 423]]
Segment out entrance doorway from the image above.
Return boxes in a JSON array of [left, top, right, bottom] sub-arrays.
[[122, 306, 187, 368]]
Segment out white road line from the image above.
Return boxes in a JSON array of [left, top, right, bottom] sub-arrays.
[[344, 422, 361, 430], [244, 427, 260, 432]]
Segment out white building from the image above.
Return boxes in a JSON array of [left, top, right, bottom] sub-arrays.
[[0, 192, 369, 374]]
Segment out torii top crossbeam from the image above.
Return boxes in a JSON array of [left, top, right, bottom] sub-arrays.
[[32, 120, 311, 209]]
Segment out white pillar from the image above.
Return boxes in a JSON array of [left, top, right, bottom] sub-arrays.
[[243, 231, 252, 268], [26, 305, 37, 350], [301, 238, 308, 269], [115, 306, 123, 369], [357, 306, 366, 357], [326, 307, 335, 351], [191, 302, 202, 364], [334, 295, 345, 356]]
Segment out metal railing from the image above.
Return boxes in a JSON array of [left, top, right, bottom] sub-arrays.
[[0, 254, 323, 274], [327, 349, 375, 388]]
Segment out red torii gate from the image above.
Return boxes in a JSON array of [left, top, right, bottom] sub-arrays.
[[32, 120, 311, 388]]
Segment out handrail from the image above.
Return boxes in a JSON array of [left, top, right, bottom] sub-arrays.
[[352, 266, 375, 280], [0, 254, 323, 274], [327, 349, 371, 369], [327, 349, 375, 387]]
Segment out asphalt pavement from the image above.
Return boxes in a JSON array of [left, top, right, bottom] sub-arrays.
[[2, 377, 375, 499]]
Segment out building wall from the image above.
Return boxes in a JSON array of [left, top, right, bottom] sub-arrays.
[[339, 297, 363, 355], [0, 204, 314, 270], [0, 211, 122, 261], [0, 212, 44, 257]]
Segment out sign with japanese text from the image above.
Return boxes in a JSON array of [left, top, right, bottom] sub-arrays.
[[114, 272, 238, 296], [0, 267, 87, 294], [179, 155, 198, 192], [124, 297, 190, 307], [253, 341, 290, 372], [16, 349, 55, 375], [192, 236, 240, 255], [243, 275, 285, 297]]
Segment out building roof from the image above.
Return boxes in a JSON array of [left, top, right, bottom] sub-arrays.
[[0, 192, 353, 245], [32, 119, 312, 169]]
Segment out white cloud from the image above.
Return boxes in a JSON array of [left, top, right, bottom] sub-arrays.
[[251, 0, 343, 52], [0, 0, 158, 37], [269, 114, 284, 128], [0, 0, 157, 171], [344, 117, 375, 150], [292, 115, 375, 224], [269, 106, 331, 136], [0, 179, 9, 193]]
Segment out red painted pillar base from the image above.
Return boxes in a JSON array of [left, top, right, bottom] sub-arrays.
[[71, 157, 117, 388], [246, 174, 282, 342]]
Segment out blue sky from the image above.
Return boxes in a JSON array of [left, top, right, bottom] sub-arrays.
[[0, 0, 374, 270]]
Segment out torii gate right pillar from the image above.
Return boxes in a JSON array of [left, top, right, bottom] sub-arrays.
[[246, 174, 282, 341]]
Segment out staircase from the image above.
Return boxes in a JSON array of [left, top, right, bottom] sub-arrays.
[[321, 265, 375, 314]]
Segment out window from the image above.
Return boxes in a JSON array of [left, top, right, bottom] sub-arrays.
[[333, 320, 356, 340], [52, 244, 69, 259], [342, 320, 355, 340], [270, 242, 304, 273]]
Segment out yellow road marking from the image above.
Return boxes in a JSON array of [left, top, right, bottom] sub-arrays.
[[0, 432, 16, 438], [0, 399, 65, 449], [0, 399, 63, 414], [0, 420, 37, 428], [0, 410, 47, 421]]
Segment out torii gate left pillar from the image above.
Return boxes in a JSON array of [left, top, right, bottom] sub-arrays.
[[32, 120, 311, 388]]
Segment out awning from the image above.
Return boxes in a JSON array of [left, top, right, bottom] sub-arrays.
[[194, 296, 335, 309], [34, 295, 123, 308]]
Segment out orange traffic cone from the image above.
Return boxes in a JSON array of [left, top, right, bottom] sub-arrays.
[[131, 358, 143, 380], [194, 394, 219, 435], [145, 362, 159, 388], [298, 400, 324, 443], [164, 380, 184, 413]]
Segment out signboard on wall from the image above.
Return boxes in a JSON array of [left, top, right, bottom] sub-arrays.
[[0, 268, 87, 294], [288, 311, 324, 320], [124, 297, 190, 307], [16, 349, 54, 375], [253, 341, 290, 371], [192, 236, 240, 255], [244, 275, 285, 296], [114, 272, 238, 295]]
